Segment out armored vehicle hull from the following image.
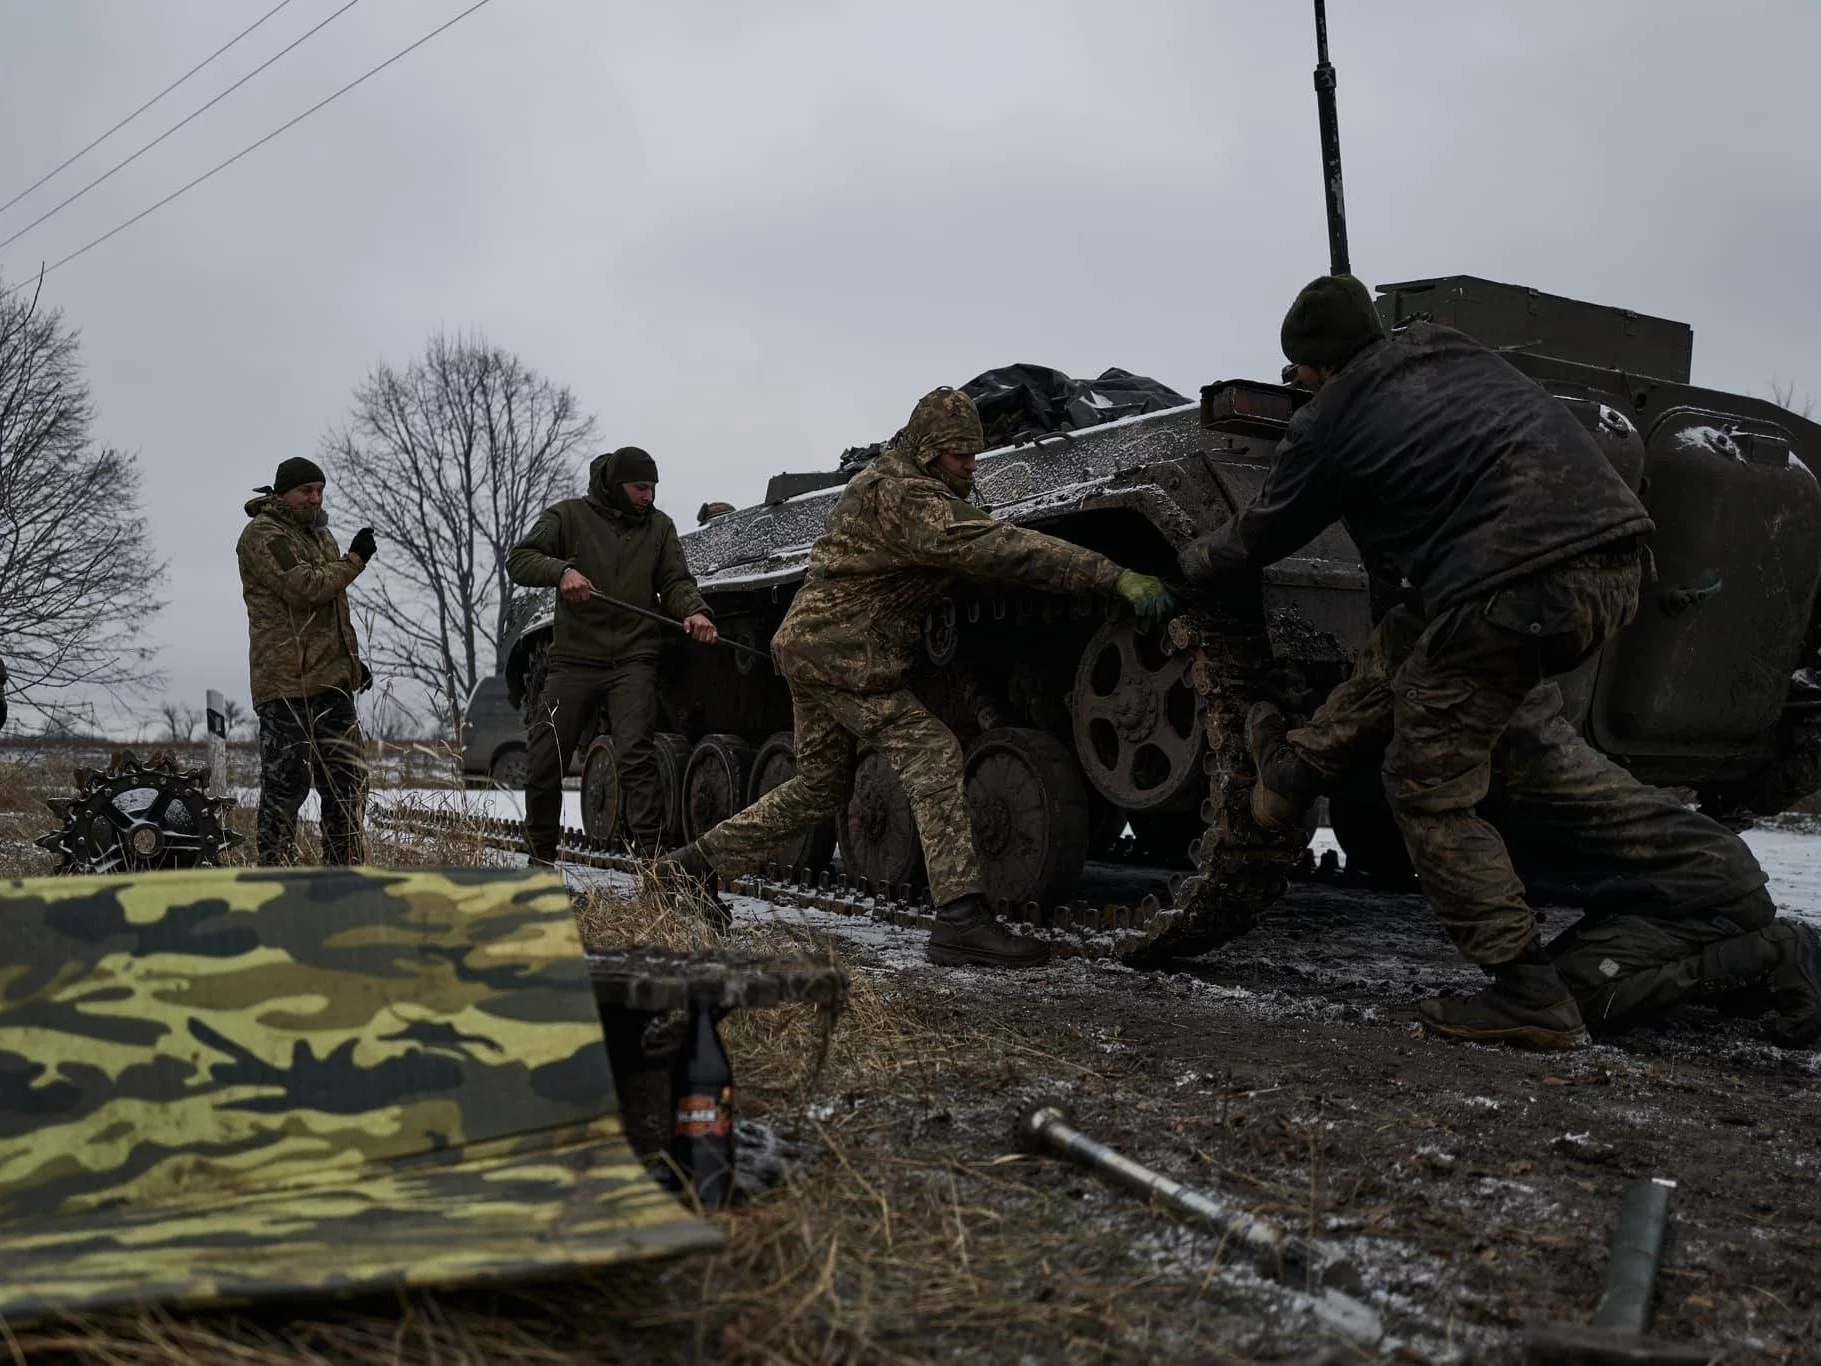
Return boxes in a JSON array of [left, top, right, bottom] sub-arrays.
[[507, 278, 1821, 955]]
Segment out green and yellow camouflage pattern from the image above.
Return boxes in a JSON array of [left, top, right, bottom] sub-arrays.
[[237, 493, 366, 708], [0, 864, 718, 1324]]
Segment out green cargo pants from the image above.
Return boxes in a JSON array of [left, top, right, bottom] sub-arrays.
[[525, 660, 662, 858], [696, 680, 983, 906]]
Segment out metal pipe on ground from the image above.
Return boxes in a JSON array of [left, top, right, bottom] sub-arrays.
[[1014, 1105, 1363, 1297], [1525, 1177, 1716, 1365]]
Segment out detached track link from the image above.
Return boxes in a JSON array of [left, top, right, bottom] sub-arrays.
[[376, 618, 1305, 968]]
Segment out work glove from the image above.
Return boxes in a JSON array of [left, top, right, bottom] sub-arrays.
[[359, 663, 374, 694], [1115, 570, 1175, 630], [349, 526, 377, 562]]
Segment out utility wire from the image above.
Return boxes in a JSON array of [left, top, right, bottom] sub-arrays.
[[0, 0, 365, 258], [4, 0, 501, 297], [0, 0, 301, 222]]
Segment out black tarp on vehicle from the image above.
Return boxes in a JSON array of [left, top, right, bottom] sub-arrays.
[[837, 365, 1188, 472]]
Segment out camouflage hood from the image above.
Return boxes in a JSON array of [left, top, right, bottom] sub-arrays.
[[243, 491, 328, 533], [0, 865, 718, 1323], [890, 387, 985, 495]]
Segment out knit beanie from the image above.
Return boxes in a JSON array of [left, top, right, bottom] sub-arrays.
[[1279, 274, 1386, 370]]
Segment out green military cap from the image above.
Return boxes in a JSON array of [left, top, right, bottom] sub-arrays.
[[1280, 273, 1386, 370], [0, 865, 718, 1323]]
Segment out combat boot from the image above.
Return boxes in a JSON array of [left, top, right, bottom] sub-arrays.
[[926, 894, 1051, 969], [1417, 957, 1589, 1050], [1763, 920, 1821, 1047], [1245, 702, 1325, 832]]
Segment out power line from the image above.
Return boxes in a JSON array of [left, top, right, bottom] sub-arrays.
[[0, 0, 301, 222], [3, 0, 502, 296], [0, 0, 365, 258]]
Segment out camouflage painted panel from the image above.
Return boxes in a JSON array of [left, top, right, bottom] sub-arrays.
[[0, 866, 718, 1322]]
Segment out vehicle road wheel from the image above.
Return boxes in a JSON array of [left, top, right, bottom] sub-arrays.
[[965, 727, 1090, 909], [580, 736, 622, 842], [747, 731, 837, 875], [489, 744, 529, 792], [683, 734, 755, 842], [652, 734, 692, 851], [839, 747, 926, 893]]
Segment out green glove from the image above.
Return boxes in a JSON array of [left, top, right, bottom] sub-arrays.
[[1116, 569, 1175, 630]]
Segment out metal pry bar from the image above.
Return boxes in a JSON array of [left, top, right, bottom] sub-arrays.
[[1015, 1104, 1364, 1297]]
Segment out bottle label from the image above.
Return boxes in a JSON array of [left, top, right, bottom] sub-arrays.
[[674, 1089, 731, 1139]]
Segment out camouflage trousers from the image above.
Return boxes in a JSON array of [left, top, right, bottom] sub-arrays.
[[1293, 545, 1644, 965], [697, 680, 982, 906], [256, 692, 367, 866], [526, 661, 661, 859]]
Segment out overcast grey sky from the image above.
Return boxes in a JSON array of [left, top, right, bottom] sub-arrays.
[[2, 1, 1818, 731]]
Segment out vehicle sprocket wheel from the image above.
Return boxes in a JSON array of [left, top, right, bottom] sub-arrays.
[[746, 732, 837, 875], [683, 734, 754, 842], [37, 751, 241, 874], [838, 748, 926, 892], [1072, 618, 1205, 812], [964, 727, 1089, 909], [580, 736, 622, 842]]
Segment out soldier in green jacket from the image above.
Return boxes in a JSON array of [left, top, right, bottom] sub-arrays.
[[507, 447, 715, 861], [236, 457, 376, 865], [658, 388, 1175, 969]]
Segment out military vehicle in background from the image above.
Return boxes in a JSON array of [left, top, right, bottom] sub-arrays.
[[503, 275, 1821, 914]]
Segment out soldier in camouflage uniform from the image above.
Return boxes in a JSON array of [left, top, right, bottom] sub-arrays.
[[1297, 606, 1821, 1047], [508, 447, 716, 861], [1181, 273, 1659, 1047], [659, 387, 1176, 969], [236, 457, 375, 866]]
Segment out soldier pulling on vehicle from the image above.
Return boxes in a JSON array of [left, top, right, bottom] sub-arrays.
[[507, 446, 716, 864], [1179, 274, 1821, 1049], [236, 456, 375, 866], [656, 386, 1176, 969]]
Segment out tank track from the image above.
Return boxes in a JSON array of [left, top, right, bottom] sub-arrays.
[[1112, 610, 1311, 968], [376, 614, 1308, 968]]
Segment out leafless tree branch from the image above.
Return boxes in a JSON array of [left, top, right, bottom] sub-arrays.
[[323, 333, 594, 730], [0, 272, 166, 709]]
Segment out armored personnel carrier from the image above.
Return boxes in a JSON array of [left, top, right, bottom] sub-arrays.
[[504, 274, 1821, 956]]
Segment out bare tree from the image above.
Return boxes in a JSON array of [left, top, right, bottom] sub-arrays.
[[323, 334, 594, 728], [0, 273, 165, 705], [158, 700, 200, 743], [221, 697, 249, 739], [1771, 380, 1816, 423]]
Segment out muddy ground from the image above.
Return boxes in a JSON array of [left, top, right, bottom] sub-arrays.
[[595, 851, 1820, 1363]]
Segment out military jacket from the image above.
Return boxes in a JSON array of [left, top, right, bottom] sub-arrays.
[[506, 453, 710, 668], [772, 446, 1124, 691], [1195, 323, 1654, 611], [236, 495, 366, 707]]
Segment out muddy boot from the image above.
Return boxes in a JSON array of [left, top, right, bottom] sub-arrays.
[[1245, 702, 1324, 832], [1764, 920, 1821, 1047], [526, 836, 560, 869], [926, 894, 1051, 969], [1418, 957, 1589, 1049]]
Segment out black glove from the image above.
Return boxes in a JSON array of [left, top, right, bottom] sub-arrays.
[[349, 527, 377, 562], [359, 663, 374, 694]]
